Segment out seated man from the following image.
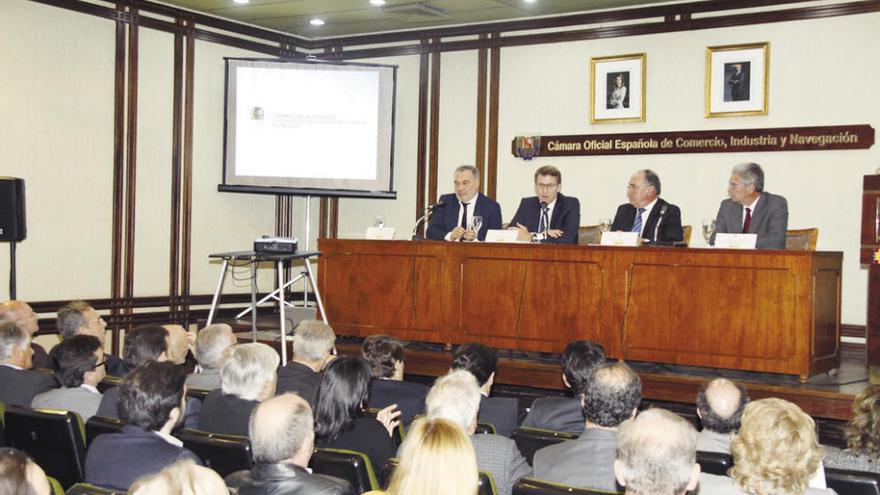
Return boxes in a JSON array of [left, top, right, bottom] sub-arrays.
[[610, 169, 683, 244], [96, 325, 169, 418], [451, 343, 518, 437], [509, 165, 580, 244], [162, 324, 194, 366], [186, 323, 236, 391], [57, 300, 125, 376], [427, 370, 531, 495], [426, 165, 502, 242], [199, 343, 279, 437], [0, 321, 57, 407], [32, 334, 105, 422], [225, 393, 354, 495], [533, 361, 642, 492], [363, 334, 428, 424], [521, 340, 606, 434], [696, 378, 749, 454], [711, 162, 788, 250], [276, 320, 335, 408], [85, 361, 201, 490], [0, 300, 49, 369], [614, 408, 700, 495]]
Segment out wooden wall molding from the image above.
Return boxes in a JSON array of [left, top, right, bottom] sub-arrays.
[[475, 34, 488, 187], [414, 39, 430, 223], [427, 40, 441, 207], [486, 33, 501, 199]]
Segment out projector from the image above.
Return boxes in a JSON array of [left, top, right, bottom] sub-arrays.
[[254, 236, 298, 254]]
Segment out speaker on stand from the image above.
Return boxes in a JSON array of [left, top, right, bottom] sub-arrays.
[[0, 177, 26, 299]]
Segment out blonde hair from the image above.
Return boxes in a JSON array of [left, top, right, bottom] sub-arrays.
[[386, 418, 479, 495], [128, 460, 226, 495], [729, 398, 822, 495], [846, 385, 880, 456]]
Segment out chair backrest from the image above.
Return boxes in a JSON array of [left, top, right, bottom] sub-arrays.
[[380, 457, 497, 495], [48, 476, 64, 495], [682, 225, 693, 246], [0, 400, 6, 446], [513, 477, 622, 495], [65, 483, 126, 495], [695, 450, 733, 476], [512, 427, 579, 465], [4, 405, 86, 488], [310, 447, 379, 493], [174, 428, 253, 477], [578, 226, 602, 246], [825, 467, 880, 495], [186, 387, 211, 402], [785, 228, 818, 251], [475, 422, 496, 435], [96, 376, 122, 394], [84, 416, 126, 449]]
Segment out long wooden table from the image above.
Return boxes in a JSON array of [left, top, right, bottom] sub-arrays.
[[317, 239, 842, 380]]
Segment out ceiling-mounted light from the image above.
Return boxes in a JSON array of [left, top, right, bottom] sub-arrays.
[[369, 0, 386, 5], [232, 0, 249, 4], [310, 18, 325, 26]]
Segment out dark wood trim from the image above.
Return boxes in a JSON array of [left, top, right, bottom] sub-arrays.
[[319, 198, 329, 239], [110, 1, 127, 356], [415, 40, 430, 221], [122, 6, 139, 332], [169, 19, 183, 323], [475, 34, 488, 188], [843, 324, 866, 338], [330, 198, 338, 238], [427, 40, 441, 206], [180, 20, 195, 324], [486, 33, 500, 199]]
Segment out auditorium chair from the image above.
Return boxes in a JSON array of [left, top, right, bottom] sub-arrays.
[[785, 227, 819, 251], [96, 376, 122, 394], [513, 478, 622, 495], [4, 405, 86, 488], [186, 387, 211, 402], [511, 427, 578, 465], [475, 421, 496, 435], [380, 457, 498, 495], [47, 476, 64, 495], [682, 225, 693, 246], [65, 483, 125, 495], [0, 400, 5, 446], [84, 416, 126, 448], [578, 225, 602, 246], [174, 428, 253, 477], [695, 450, 734, 476], [310, 447, 380, 494], [825, 467, 880, 495]]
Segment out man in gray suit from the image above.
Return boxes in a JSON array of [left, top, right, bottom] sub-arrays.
[[57, 300, 125, 377], [32, 334, 105, 422], [533, 361, 642, 492], [695, 378, 749, 454], [0, 322, 57, 407], [186, 323, 236, 391], [426, 370, 531, 495], [711, 162, 788, 249]]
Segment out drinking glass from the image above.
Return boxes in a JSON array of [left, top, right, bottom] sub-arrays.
[[702, 218, 716, 244], [469, 216, 483, 241], [374, 215, 385, 229], [598, 218, 612, 232]]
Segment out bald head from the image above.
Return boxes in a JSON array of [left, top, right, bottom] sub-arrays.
[[696, 378, 749, 434], [250, 393, 314, 467], [162, 324, 189, 365], [0, 301, 39, 336]]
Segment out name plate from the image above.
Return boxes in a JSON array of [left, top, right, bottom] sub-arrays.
[[600, 231, 640, 247], [714, 233, 757, 249], [484, 229, 521, 243], [365, 227, 395, 240]]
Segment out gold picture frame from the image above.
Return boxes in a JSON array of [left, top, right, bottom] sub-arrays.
[[705, 42, 769, 118], [590, 53, 646, 124]]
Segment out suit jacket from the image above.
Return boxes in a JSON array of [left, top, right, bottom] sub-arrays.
[[696, 473, 837, 495], [697, 429, 732, 454], [0, 365, 57, 407], [479, 395, 519, 438], [367, 379, 428, 424], [104, 354, 126, 378], [199, 390, 259, 437], [226, 462, 355, 495], [31, 343, 50, 369], [32, 386, 102, 422], [532, 428, 621, 493], [98, 385, 202, 429], [85, 424, 202, 490], [316, 417, 396, 473], [276, 361, 322, 408], [610, 198, 684, 243], [426, 193, 503, 241], [472, 433, 532, 495], [712, 191, 788, 249], [509, 194, 580, 244], [185, 368, 221, 391], [521, 396, 584, 434]]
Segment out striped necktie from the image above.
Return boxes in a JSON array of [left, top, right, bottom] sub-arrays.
[[631, 208, 646, 234]]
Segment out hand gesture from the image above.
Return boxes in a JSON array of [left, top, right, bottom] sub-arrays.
[[514, 223, 531, 242], [450, 226, 466, 241], [375, 404, 402, 436], [546, 229, 564, 239], [462, 229, 477, 242]]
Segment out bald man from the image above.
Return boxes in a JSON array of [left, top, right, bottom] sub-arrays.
[[162, 324, 195, 366], [695, 378, 749, 454], [0, 301, 49, 369]]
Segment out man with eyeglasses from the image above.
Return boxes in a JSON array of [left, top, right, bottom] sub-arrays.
[[711, 162, 788, 249], [610, 169, 683, 244], [509, 165, 580, 244], [32, 334, 106, 422], [57, 300, 126, 376]]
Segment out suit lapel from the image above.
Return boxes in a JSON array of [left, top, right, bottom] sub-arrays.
[[747, 194, 767, 234], [642, 199, 665, 238]]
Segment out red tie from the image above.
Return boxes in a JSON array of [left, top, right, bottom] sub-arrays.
[[743, 207, 752, 233]]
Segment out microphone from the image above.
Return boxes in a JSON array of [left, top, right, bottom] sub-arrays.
[[412, 202, 446, 240], [652, 204, 668, 243], [428, 201, 447, 210]]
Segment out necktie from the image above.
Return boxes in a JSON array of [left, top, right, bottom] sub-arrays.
[[459, 202, 469, 230], [743, 207, 752, 233], [539, 209, 549, 233], [631, 208, 646, 234]]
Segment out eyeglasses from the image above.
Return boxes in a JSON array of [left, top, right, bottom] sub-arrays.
[[91, 360, 106, 370], [728, 182, 749, 189], [626, 184, 651, 190], [536, 183, 558, 190]]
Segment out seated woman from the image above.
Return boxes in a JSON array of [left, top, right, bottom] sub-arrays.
[[314, 356, 399, 471], [362, 334, 428, 423], [365, 417, 480, 495], [824, 385, 880, 473]]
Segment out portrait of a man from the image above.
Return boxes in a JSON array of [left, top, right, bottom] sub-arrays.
[[724, 62, 750, 102]]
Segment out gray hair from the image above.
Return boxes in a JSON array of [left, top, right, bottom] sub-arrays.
[[426, 370, 481, 432], [57, 300, 92, 339], [641, 169, 661, 195], [194, 324, 236, 370], [732, 162, 765, 192], [617, 408, 698, 495], [455, 165, 480, 182], [220, 343, 280, 400], [292, 320, 335, 362], [0, 322, 29, 361], [250, 394, 314, 464]]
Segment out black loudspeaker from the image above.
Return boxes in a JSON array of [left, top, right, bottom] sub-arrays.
[[0, 177, 26, 242]]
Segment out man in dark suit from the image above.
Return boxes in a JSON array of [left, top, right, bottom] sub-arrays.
[[0, 301, 50, 369], [451, 343, 518, 437], [57, 300, 125, 377], [426, 165, 502, 242], [362, 334, 428, 424], [96, 325, 170, 418], [85, 361, 202, 490], [509, 165, 580, 244], [610, 169, 684, 244], [521, 340, 606, 434], [0, 322, 57, 407], [276, 320, 335, 408], [711, 162, 788, 250]]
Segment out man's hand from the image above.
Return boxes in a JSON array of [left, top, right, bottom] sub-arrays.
[[375, 404, 402, 436], [462, 229, 477, 242], [514, 223, 531, 242], [450, 226, 466, 241], [546, 229, 564, 239]]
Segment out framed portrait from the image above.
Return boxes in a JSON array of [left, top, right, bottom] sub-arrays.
[[590, 53, 646, 123], [705, 42, 769, 117]]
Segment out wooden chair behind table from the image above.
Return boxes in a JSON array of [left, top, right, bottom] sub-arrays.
[[577, 226, 602, 246], [785, 228, 819, 251], [682, 225, 692, 246]]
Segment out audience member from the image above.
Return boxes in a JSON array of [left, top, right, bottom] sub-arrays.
[[57, 300, 124, 376], [0, 301, 49, 369], [363, 334, 428, 424], [0, 321, 57, 407], [0, 447, 51, 495], [32, 335, 105, 422], [825, 385, 880, 473], [522, 340, 606, 433], [365, 418, 480, 495], [163, 324, 194, 366], [226, 393, 354, 495], [426, 370, 531, 495], [276, 320, 335, 407], [451, 343, 518, 437], [699, 398, 836, 494], [199, 343, 279, 437], [314, 356, 399, 472], [533, 360, 642, 492], [96, 325, 169, 418], [128, 460, 227, 495], [186, 323, 236, 391], [614, 408, 700, 495], [85, 361, 201, 490], [696, 377, 749, 454]]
